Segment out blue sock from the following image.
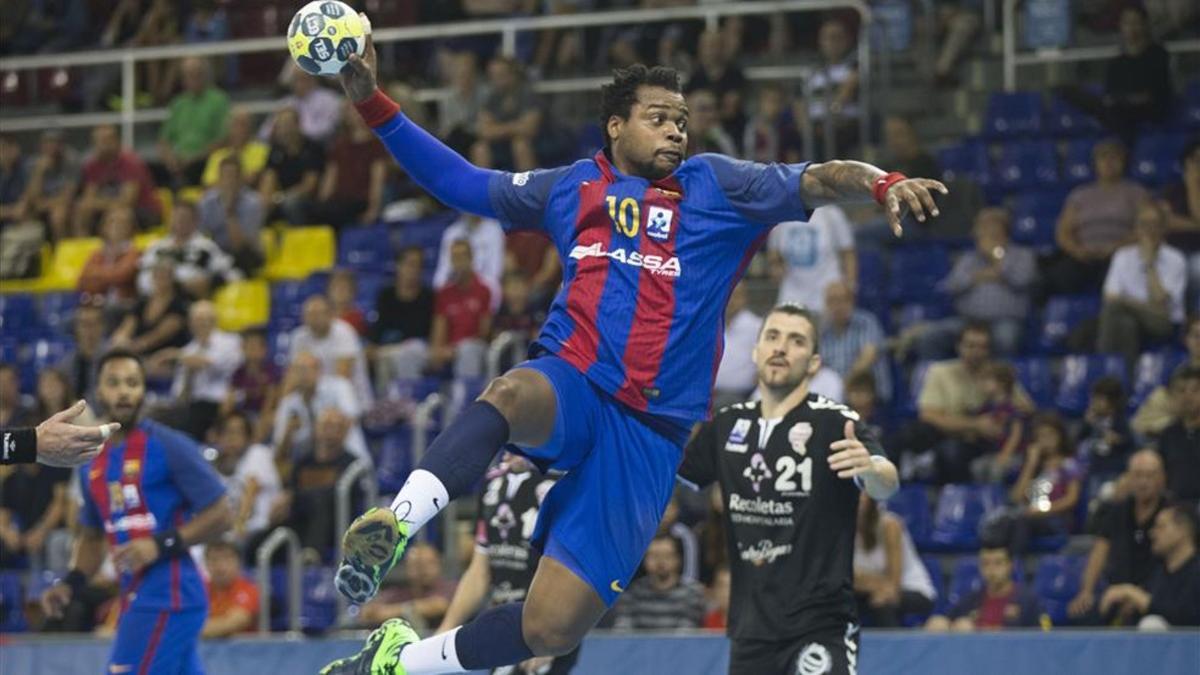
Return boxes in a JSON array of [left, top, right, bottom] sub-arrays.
[[417, 400, 510, 500], [454, 602, 535, 670]]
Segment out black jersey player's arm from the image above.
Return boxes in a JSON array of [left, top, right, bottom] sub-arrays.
[[437, 545, 492, 632], [800, 160, 948, 237], [677, 420, 720, 490], [829, 420, 899, 500]]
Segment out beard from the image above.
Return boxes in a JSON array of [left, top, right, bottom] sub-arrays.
[[102, 397, 144, 428], [757, 356, 814, 396]]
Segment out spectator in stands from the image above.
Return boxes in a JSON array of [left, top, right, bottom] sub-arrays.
[[201, 540, 259, 638], [492, 272, 545, 345], [805, 17, 860, 157], [59, 304, 105, 398], [221, 329, 280, 443], [72, 124, 161, 235], [970, 363, 1028, 484], [371, 247, 434, 389], [915, 322, 1033, 483], [263, 66, 342, 144], [77, 205, 140, 304], [288, 294, 373, 408], [883, 116, 941, 182], [272, 352, 367, 462], [438, 50, 487, 155], [847, 372, 894, 445], [430, 240, 493, 378], [854, 493, 937, 627], [312, 103, 387, 229], [613, 534, 706, 631], [741, 85, 801, 164], [1, 0, 88, 55], [925, 544, 1043, 631], [471, 55, 541, 172], [713, 281, 762, 408], [156, 57, 229, 188], [686, 29, 747, 141], [361, 542, 457, 631], [1070, 448, 1167, 622], [1078, 377, 1135, 489], [1133, 320, 1200, 437], [1049, 139, 1148, 295], [153, 300, 242, 441], [684, 88, 737, 157], [918, 208, 1036, 359], [1158, 365, 1200, 504], [197, 156, 265, 275], [1059, 6, 1172, 145], [1098, 201, 1187, 369], [702, 564, 731, 631], [213, 412, 280, 549], [657, 496, 700, 584], [768, 205, 856, 314], [932, 2, 981, 87], [504, 231, 561, 307], [821, 280, 892, 402], [20, 130, 80, 242], [201, 107, 268, 188], [1099, 503, 1200, 627], [0, 458, 70, 569], [111, 260, 190, 356], [138, 200, 241, 299], [434, 214, 505, 310], [270, 407, 360, 561], [0, 363, 31, 429], [259, 108, 324, 225], [328, 269, 368, 336], [983, 412, 1081, 556], [1161, 139, 1200, 236], [0, 135, 29, 226], [133, 0, 182, 104]]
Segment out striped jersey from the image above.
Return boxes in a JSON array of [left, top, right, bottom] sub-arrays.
[[487, 151, 811, 427], [78, 419, 226, 612]]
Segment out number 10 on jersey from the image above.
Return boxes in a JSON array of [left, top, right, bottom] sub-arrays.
[[607, 196, 640, 237]]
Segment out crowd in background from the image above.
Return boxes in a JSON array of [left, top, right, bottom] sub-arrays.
[[1, 0, 1199, 638]]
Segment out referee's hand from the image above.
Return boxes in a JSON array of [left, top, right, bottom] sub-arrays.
[[828, 421, 873, 479], [35, 401, 118, 468]]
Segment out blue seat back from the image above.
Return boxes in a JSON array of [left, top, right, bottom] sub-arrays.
[[1055, 354, 1128, 416], [994, 141, 1059, 192], [1062, 138, 1098, 186], [1129, 350, 1186, 411], [888, 245, 950, 303], [1013, 356, 1055, 408], [937, 140, 990, 184], [929, 484, 1005, 551], [1130, 133, 1186, 187], [1022, 0, 1071, 49], [984, 92, 1043, 140], [886, 484, 932, 544], [1036, 294, 1101, 355], [1034, 555, 1086, 625], [338, 224, 393, 273]]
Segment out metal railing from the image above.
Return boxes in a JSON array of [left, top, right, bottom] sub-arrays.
[[334, 456, 381, 623], [486, 330, 527, 380], [1002, 0, 1200, 91], [254, 526, 302, 634], [407, 391, 465, 578], [0, 0, 872, 155]]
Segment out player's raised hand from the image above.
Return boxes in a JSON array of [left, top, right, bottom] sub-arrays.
[[828, 420, 873, 479], [885, 178, 948, 237], [339, 13, 378, 102]]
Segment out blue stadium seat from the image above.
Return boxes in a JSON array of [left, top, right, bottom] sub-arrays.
[[937, 140, 990, 184], [856, 249, 887, 317], [1130, 349, 1186, 411], [1062, 138, 1097, 186], [921, 555, 946, 615], [1034, 555, 1086, 625], [887, 244, 950, 304], [1012, 356, 1055, 408], [30, 338, 72, 373], [927, 484, 1005, 552], [1130, 133, 1186, 186], [1035, 295, 1101, 355], [1046, 96, 1102, 138], [0, 294, 40, 341], [269, 566, 290, 632], [39, 292, 80, 334], [886, 485, 932, 546], [1010, 193, 1060, 253], [1182, 79, 1200, 129], [993, 141, 1059, 193], [338, 224, 393, 273], [300, 567, 337, 634], [375, 429, 414, 494], [0, 571, 28, 633], [1055, 354, 1127, 416], [983, 92, 1043, 140]]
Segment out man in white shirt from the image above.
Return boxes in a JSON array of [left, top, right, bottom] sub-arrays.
[[433, 213, 505, 310], [138, 201, 241, 299], [714, 281, 763, 408], [162, 300, 242, 441], [273, 352, 368, 462], [288, 295, 374, 408], [214, 412, 281, 549], [768, 205, 857, 314], [1099, 201, 1186, 370]]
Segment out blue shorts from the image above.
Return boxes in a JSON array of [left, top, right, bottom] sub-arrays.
[[513, 354, 685, 606], [108, 606, 206, 674]]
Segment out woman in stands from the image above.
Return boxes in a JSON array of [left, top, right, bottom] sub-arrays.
[[110, 260, 190, 361], [853, 493, 937, 627]]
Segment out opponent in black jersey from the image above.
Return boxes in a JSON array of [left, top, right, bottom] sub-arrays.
[[438, 453, 578, 674], [678, 304, 899, 675]]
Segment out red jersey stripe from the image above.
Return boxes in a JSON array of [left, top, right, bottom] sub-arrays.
[[120, 430, 155, 540], [89, 441, 115, 547], [137, 611, 170, 675], [559, 179, 614, 372]]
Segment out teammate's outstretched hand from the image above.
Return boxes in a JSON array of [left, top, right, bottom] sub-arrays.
[[828, 420, 873, 479], [339, 13, 377, 102], [885, 178, 948, 237]]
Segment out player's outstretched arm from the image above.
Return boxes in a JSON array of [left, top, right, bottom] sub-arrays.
[[339, 28, 499, 219], [800, 160, 948, 237]]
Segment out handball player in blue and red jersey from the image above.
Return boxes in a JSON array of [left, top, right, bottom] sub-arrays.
[[41, 349, 232, 674], [323, 24, 946, 675]]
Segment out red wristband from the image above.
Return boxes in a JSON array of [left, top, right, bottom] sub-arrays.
[[354, 89, 401, 129], [872, 171, 907, 205]]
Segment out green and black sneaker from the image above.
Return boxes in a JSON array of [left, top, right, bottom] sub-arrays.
[[318, 618, 420, 675], [335, 507, 409, 604]]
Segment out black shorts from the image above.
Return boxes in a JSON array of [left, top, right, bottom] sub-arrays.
[[729, 622, 861, 675]]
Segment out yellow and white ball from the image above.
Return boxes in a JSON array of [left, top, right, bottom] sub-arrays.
[[286, 1, 367, 77]]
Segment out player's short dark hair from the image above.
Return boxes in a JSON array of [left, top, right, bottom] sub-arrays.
[[761, 303, 821, 355], [1090, 376, 1125, 407], [96, 347, 144, 378], [599, 64, 682, 149]]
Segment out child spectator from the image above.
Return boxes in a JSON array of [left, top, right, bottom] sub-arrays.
[[1078, 377, 1135, 489], [971, 363, 1028, 483], [925, 545, 1044, 631], [222, 329, 281, 443], [202, 540, 259, 637], [492, 272, 544, 344], [328, 269, 368, 337]]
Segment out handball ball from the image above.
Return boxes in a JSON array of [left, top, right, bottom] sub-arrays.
[[287, 1, 367, 77]]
